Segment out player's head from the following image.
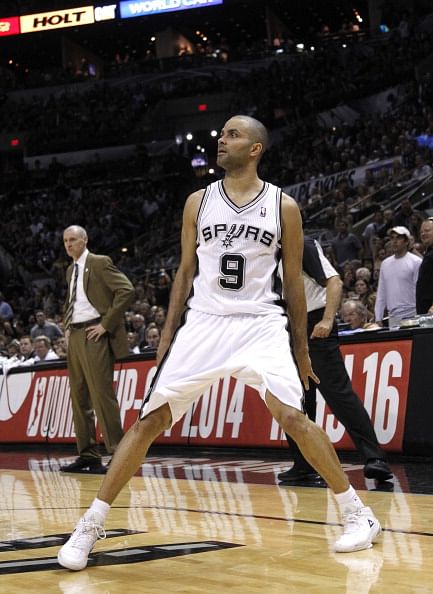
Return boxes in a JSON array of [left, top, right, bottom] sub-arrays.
[[217, 115, 268, 171]]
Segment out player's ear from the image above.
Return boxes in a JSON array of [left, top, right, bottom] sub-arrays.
[[250, 142, 263, 158]]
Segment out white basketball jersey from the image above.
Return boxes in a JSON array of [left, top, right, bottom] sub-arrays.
[[188, 180, 285, 316]]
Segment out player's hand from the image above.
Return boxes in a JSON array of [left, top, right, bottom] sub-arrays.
[[294, 349, 320, 390], [86, 323, 106, 341], [310, 319, 333, 339]]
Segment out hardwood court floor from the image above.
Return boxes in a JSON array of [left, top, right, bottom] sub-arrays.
[[1, 447, 433, 594]]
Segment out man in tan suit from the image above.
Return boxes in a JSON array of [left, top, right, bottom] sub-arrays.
[[61, 225, 135, 473]]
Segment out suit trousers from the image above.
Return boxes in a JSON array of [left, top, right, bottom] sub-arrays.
[[287, 308, 386, 469], [67, 328, 124, 459]]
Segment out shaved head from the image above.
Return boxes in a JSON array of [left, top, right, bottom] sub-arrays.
[[230, 115, 269, 154]]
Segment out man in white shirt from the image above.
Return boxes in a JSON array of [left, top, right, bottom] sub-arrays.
[[375, 226, 422, 326], [33, 335, 59, 363]]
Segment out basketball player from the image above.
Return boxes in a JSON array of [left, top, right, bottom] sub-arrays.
[[58, 115, 381, 571]]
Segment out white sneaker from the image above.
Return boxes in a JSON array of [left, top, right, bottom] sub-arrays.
[[58, 512, 106, 570], [334, 506, 381, 553]]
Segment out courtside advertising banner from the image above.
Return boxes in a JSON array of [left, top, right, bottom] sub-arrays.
[[20, 6, 95, 33], [0, 360, 158, 444], [0, 338, 411, 451], [318, 340, 411, 452]]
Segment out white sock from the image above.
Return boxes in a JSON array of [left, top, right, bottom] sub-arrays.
[[87, 497, 111, 522], [334, 485, 364, 515]]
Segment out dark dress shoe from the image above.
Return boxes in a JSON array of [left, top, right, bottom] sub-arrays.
[[60, 457, 104, 473], [364, 459, 393, 481], [278, 465, 322, 482]]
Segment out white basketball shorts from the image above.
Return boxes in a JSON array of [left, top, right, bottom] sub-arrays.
[[140, 309, 304, 427]]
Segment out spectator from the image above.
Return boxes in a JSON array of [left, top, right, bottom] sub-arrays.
[[0, 335, 8, 357], [127, 331, 140, 354], [134, 300, 151, 321], [331, 219, 362, 269], [375, 226, 422, 326], [411, 154, 433, 181], [355, 267, 372, 283], [131, 314, 146, 345], [416, 218, 433, 314], [408, 211, 425, 243], [393, 199, 420, 229], [362, 210, 384, 260], [153, 306, 166, 330], [33, 335, 60, 362], [377, 208, 395, 239], [153, 269, 172, 309], [0, 292, 14, 321], [31, 310, 63, 342], [53, 336, 68, 359], [19, 335, 35, 362], [7, 339, 22, 363], [141, 323, 160, 351], [353, 278, 376, 317], [0, 316, 15, 339], [340, 300, 380, 331], [124, 310, 134, 332]]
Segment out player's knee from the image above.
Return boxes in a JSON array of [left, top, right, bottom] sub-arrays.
[[138, 404, 172, 434], [271, 404, 301, 430], [284, 409, 311, 441]]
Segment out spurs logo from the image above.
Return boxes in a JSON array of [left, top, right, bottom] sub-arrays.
[[221, 224, 245, 248]]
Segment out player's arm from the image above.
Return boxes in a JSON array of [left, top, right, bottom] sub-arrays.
[[281, 194, 319, 389], [157, 190, 203, 364]]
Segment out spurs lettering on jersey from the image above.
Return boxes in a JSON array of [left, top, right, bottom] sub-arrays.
[[202, 223, 275, 247], [188, 180, 285, 316]]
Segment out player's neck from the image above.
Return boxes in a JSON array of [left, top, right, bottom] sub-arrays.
[[222, 171, 263, 206]]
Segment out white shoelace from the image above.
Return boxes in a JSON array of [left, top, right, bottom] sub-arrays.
[[342, 511, 363, 534], [70, 517, 106, 549]]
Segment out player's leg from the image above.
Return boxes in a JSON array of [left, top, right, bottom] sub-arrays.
[[279, 384, 319, 481], [266, 391, 348, 492], [58, 310, 234, 570], [57, 404, 171, 571], [265, 391, 381, 553], [97, 405, 172, 503]]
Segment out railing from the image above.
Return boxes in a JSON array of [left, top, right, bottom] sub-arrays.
[[304, 169, 433, 238]]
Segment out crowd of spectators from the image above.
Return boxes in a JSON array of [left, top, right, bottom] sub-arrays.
[[0, 286, 170, 369], [0, 147, 194, 312], [2, 16, 433, 158], [0, 0, 380, 92], [2, 7, 433, 364]]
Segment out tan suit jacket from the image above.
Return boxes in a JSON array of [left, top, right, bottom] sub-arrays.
[[65, 253, 134, 359]]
